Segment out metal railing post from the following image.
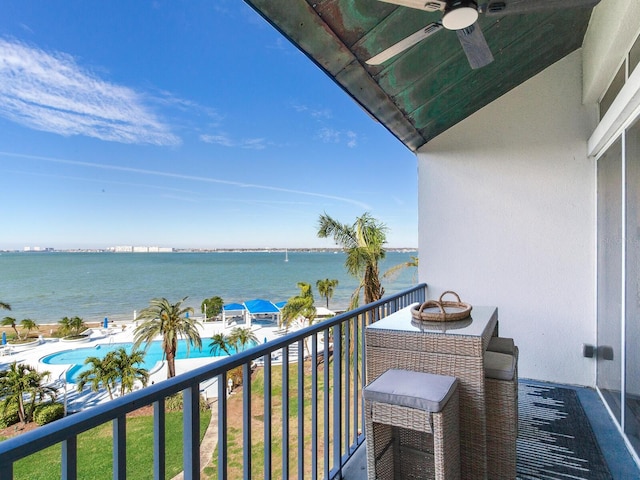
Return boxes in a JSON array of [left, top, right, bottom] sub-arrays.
[[243, 362, 252, 480], [62, 435, 77, 480], [183, 385, 200, 480], [153, 398, 166, 480], [113, 415, 126, 480], [264, 354, 272, 479], [332, 323, 342, 477], [218, 373, 228, 480]]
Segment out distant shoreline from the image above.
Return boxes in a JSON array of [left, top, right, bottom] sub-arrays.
[[0, 247, 418, 254]]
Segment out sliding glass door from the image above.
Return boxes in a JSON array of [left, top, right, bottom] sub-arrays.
[[596, 118, 640, 458], [625, 118, 640, 454], [597, 138, 623, 423]]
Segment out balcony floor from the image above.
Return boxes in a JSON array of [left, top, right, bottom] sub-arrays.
[[342, 380, 640, 479]]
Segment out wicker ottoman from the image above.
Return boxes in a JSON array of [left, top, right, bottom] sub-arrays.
[[364, 369, 460, 480], [484, 345, 519, 480]]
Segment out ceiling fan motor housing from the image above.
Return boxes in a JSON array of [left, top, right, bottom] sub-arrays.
[[442, 0, 479, 30]]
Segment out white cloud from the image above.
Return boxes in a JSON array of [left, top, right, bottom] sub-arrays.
[[200, 133, 267, 150], [153, 90, 224, 128], [292, 102, 332, 119], [0, 38, 180, 145], [267, 37, 288, 51], [0, 151, 372, 210], [317, 127, 340, 143], [242, 138, 267, 150], [19, 23, 34, 35], [317, 127, 358, 148], [200, 133, 235, 147], [346, 130, 358, 148]]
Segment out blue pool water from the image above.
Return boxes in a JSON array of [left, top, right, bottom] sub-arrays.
[[42, 339, 247, 383]]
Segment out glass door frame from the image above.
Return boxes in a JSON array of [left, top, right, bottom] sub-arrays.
[[593, 109, 640, 465]]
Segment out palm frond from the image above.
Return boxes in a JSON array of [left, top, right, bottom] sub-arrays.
[[133, 297, 201, 378]]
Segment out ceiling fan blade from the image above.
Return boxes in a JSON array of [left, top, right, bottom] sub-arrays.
[[483, 0, 601, 16], [456, 22, 494, 69], [376, 0, 445, 13], [366, 23, 443, 65]]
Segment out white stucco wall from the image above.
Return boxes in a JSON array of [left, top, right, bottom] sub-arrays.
[[583, 0, 640, 104], [417, 50, 598, 386]]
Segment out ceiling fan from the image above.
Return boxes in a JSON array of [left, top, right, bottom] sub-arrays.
[[367, 0, 601, 69]]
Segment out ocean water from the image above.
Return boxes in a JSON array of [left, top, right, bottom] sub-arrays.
[[0, 251, 417, 325]]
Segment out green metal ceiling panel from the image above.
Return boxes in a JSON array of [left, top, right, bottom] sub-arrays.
[[244, 0, 596, 152], [411, 13, 587, 126]]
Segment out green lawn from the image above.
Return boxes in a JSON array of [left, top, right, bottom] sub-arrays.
[[204, 359, 342, 480], [3, 354, 355, 479], [6, 409, 211, 480]]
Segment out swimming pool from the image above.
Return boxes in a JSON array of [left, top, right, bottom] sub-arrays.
[[42, 340, 247, 383]]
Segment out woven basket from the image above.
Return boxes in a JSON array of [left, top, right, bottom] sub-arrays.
[[410, 291, 472, 322]]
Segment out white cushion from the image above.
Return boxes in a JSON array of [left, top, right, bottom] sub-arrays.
[[484, 351, 516, 381], [364, 369, 458, 413], [487, 336, 515, 355]]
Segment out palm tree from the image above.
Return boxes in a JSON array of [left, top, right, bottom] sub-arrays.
[[77, 349, 149, 399], [109, 348, 149, 397], [20, 319, 37, 340], [222, 327, 258, 389], [58, 316, 86, 337], [281, 282, 317, 331], [77, 356, 117, 400], [201, 296, 224, 321], [316, 278, 339, 309], [209, 332, 232, 356], [317, 212, 387, 309], [227, 327, 258, 352], [281, 283, 317, 356], [383, 255, 419, 282], [1, 317, 19, 339], [0, 302, 10, 310], [133, 297, 201, 379], [0, 362, 56, 424]]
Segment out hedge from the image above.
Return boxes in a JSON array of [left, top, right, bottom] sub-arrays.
[[33, 402, 65, 425]]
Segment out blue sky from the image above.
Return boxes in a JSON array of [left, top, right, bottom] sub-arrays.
[[0, 1, 417, 250]]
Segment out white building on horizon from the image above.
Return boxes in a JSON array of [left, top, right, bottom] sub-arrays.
[[23, 246, 53, 252], [114, 245, 173, 253]]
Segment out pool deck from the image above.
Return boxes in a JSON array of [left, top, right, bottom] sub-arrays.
[[0, 318, 300, 412]]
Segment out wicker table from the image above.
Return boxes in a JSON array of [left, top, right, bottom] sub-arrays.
[[365, 304, 498, 480]]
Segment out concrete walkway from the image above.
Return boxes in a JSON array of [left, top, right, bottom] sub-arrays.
[[170, 399, 219, 480]]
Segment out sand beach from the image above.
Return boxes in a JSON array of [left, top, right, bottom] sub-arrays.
[[0, 321, 102, 339]]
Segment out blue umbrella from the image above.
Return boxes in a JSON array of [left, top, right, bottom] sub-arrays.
[[103, 317, 108, 329], [2, 331, 6, 345]]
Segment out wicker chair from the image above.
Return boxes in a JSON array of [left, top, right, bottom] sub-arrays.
[[484, 342, 519, 480], [364, 369, 460, 480]]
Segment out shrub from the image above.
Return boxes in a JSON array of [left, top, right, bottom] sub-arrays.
[[165, 393, 209, 412], [33, 402, 64, 425], [0, 400, 20, 428], [228, 365, 244, 388]]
